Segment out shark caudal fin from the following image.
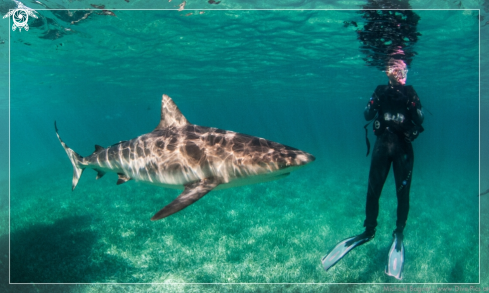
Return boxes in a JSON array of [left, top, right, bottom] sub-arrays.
[[55, 121, 85, 190]]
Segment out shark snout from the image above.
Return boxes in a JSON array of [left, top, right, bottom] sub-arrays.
[[277, 151, 315, 169], [302, 153, 316, 165], [296, 152, 315, 166]]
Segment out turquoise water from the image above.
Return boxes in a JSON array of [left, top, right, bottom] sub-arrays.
[[3, 6, 482, 291]]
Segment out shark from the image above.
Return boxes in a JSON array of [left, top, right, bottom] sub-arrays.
[[55, 94, 315, 221]]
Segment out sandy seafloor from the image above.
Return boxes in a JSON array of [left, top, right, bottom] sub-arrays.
[[1, 0, 488, 292]]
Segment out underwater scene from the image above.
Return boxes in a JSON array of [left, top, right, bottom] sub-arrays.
[[3, 4, 481, 290]]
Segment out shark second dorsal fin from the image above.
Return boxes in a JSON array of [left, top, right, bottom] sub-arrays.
[[154, 94, 189, 131], [94, 145, 104, 152]]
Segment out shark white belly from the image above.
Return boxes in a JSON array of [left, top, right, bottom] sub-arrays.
[[56, 94, 315, 221]]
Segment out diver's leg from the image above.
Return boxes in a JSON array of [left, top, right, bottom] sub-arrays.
[[364, 135, 392, 233], [386, 141, 412, 279], [392, 142, 414, 233]]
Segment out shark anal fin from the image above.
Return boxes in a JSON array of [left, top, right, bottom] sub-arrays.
[[116, 173, 131, 185], [95, 169, 106, 180], [153, 94, 189, 131], [151, 178, 220, 221]]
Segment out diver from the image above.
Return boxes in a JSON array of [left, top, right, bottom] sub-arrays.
[[322, 58, 424, 279]]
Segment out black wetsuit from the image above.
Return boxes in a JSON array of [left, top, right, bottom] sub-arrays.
[[363, 83, 424, 234]]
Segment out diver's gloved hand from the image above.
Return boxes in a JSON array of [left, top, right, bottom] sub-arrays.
[[403, 124, 424, 143], [364, 95, 380, 120], [369, 95, 381, 110], [406, 96, 424, 125]]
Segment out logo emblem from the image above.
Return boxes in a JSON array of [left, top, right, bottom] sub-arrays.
[[3, 1, 38, 32], [374, 120, 381, 129]]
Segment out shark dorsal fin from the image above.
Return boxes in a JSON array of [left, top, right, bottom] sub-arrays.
[[154, 94, 189, 131]]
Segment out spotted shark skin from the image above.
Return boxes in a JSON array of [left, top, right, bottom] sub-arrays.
[[55, 94, 315, 220]]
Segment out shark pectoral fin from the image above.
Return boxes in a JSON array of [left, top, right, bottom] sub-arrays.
[[151, 178, 220, 221], [116, 173, 131, 185]]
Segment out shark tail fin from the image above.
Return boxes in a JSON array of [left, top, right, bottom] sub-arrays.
[[55, 121, 85, 191]]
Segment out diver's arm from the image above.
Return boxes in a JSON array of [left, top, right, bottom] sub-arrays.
[[364, 92, 380, 121], [403, 88, 425, 143], [408, 90, 424, 125]]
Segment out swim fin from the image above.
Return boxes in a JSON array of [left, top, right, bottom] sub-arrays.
[[321, 231, 374, 271], [385, 231, 405, 280]]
